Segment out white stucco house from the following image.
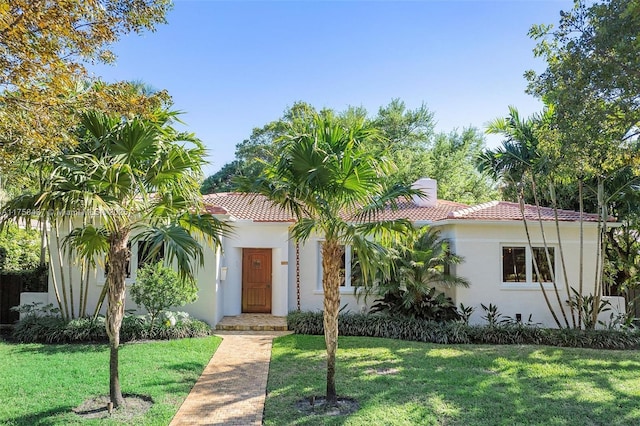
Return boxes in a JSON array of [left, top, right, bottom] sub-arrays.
[[40, 178, 616, 328]]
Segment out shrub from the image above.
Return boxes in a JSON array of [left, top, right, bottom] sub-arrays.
[[11, 310, 212, 343], [131, 262, 198, 327], [287, 311, 640, 350]]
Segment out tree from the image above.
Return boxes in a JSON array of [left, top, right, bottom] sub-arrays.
[[240, 112, 416, 406], [201, 102, 317, 194], [3, 109, 226, 408], [526, 0, 640, 325], [0, 0, 171, 165], [482, 106, 573, 329], [426, 128, 497, 204], [361, 227, 469, 321]]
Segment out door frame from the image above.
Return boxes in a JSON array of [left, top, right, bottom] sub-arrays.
[[241, 248, 272, 313]]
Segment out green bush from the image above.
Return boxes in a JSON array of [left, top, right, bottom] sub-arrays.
[[11, 310, 212, 343], [0, 224, 41, 271], [287, 311, 640, 350], [131, 262, 198, 327]]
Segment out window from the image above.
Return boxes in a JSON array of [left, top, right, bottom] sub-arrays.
[[102, 240, 165, 282], [501, 246, 555, 284], [318, 242, 358, 290], [137, 240, 165, 270]]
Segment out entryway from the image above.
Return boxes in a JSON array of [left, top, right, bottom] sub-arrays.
[[242, 248, 272, 313]]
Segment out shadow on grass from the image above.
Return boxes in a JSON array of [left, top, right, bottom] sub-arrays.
[[265, 335, 640, 425], [7, 341, 106, 355], [3, 405, 74, 426]]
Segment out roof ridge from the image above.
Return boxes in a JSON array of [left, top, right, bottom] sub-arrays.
[[448, 200, 500, 218]]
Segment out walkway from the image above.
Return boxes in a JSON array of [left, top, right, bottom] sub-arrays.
[[169, 331, 291, 426]]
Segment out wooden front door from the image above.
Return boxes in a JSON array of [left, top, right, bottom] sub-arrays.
[[242, 248, 272, 313]]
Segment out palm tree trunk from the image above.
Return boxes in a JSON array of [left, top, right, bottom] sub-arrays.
[[549, 183, 576, 328], [105, 228, 130, 408], [578, 178, 584, 329], [322, 239, 343, 406], [54, 220, 70, 321], [519, 194, 562, 328], [531, 177, 569, 328]]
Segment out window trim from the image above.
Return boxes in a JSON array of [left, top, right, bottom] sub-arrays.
[[98, 240, 165, 286], [316, 241, 357, 293], [500, 244, 557, 289]]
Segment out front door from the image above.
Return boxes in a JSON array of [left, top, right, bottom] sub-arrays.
[[242, 248, 272, 313]]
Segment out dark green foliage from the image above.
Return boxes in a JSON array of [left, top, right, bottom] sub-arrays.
[[11, 311, 212, 343], [361, 227, 468, 322], [287, 311, 640, 350], [370, 287, 460, 322], [0, 264, 48, 292]]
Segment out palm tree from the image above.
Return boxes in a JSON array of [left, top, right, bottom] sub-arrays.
[[3, 109, 226, 407], [482, 106, 573, 329], [361, 227, 469, 321], [240, 112, 417, 406]]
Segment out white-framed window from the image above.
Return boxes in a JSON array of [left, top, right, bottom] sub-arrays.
[[100, 240, 165, 284], [501, 245, 555, 284], [317, 242, 358, 291]]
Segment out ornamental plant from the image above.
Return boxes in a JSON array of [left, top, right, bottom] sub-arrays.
[[131, 262, 198, 329]]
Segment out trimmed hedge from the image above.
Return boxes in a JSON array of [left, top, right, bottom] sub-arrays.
[[287, 311, 640, 350], [11, 312, 213, 344]]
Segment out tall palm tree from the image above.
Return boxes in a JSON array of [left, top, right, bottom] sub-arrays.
[[240, 112, 417, 406], [4, 109, 226, 407], [482, 106, 573, 329]]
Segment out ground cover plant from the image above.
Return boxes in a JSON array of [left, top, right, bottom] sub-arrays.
[[0, 336, 221, 425], [264, 334, 640, 425], [288, 311, 640, 349]]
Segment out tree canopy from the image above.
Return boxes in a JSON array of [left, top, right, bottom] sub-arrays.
[[0, 0, 172, 165], [203, 99, 497, 204]]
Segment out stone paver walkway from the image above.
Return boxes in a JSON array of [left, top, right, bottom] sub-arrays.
[[169, 331, 291, 426]]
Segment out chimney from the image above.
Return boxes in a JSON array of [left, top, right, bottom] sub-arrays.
[[412, 178, 437, 207]]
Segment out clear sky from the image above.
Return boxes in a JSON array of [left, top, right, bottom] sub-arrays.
[[89, 0, 573, 177]]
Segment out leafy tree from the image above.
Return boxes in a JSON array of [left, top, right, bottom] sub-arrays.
[[204, 99, 498, 205], [3, 109, 226, 408], [0, 0, 171, 165], [426, 128, 498, 204], [201, 102, 317, 193], [240, 112, 416, 406], [131, 262, 198, 328], [525, 0, 640, 325], [360, 227, 469, 322], [0, 223, 41, 271]]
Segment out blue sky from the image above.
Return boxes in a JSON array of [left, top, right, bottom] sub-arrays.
[[89, 0, 573, 177]]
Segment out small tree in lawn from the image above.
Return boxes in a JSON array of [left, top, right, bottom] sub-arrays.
[[240, 111, 417, 406], [131, 262, 197, 328], [3, 109, 227, 408]]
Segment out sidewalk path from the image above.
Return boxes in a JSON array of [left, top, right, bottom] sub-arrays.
[[169, 331, 291, 426]]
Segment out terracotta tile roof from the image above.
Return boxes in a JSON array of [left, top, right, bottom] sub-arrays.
[[202, 193, 296, 222], [446, 201, 605, 222], [369, 199, 469, 222], [202, 193, 607, 223]]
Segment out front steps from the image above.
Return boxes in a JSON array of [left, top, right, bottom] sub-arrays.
[[215, 314, 288, 331]]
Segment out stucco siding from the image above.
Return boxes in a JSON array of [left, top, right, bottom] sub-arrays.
[[438, 221, 600, 327]]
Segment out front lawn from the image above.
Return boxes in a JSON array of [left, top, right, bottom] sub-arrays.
[[265, 335, 640, 425], [0, 336, 221, 425]]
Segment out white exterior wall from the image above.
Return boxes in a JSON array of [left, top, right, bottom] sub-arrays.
[[435, 220, 600, 328], [219, 221, 290, 317], [47, 220, 222, 326]]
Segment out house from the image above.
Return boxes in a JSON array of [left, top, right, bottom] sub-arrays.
[[38, 178, 616, 328]]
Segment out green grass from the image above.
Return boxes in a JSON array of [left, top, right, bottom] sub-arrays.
[[0, 336, 221, 425], [265, 335, 640, 425]]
